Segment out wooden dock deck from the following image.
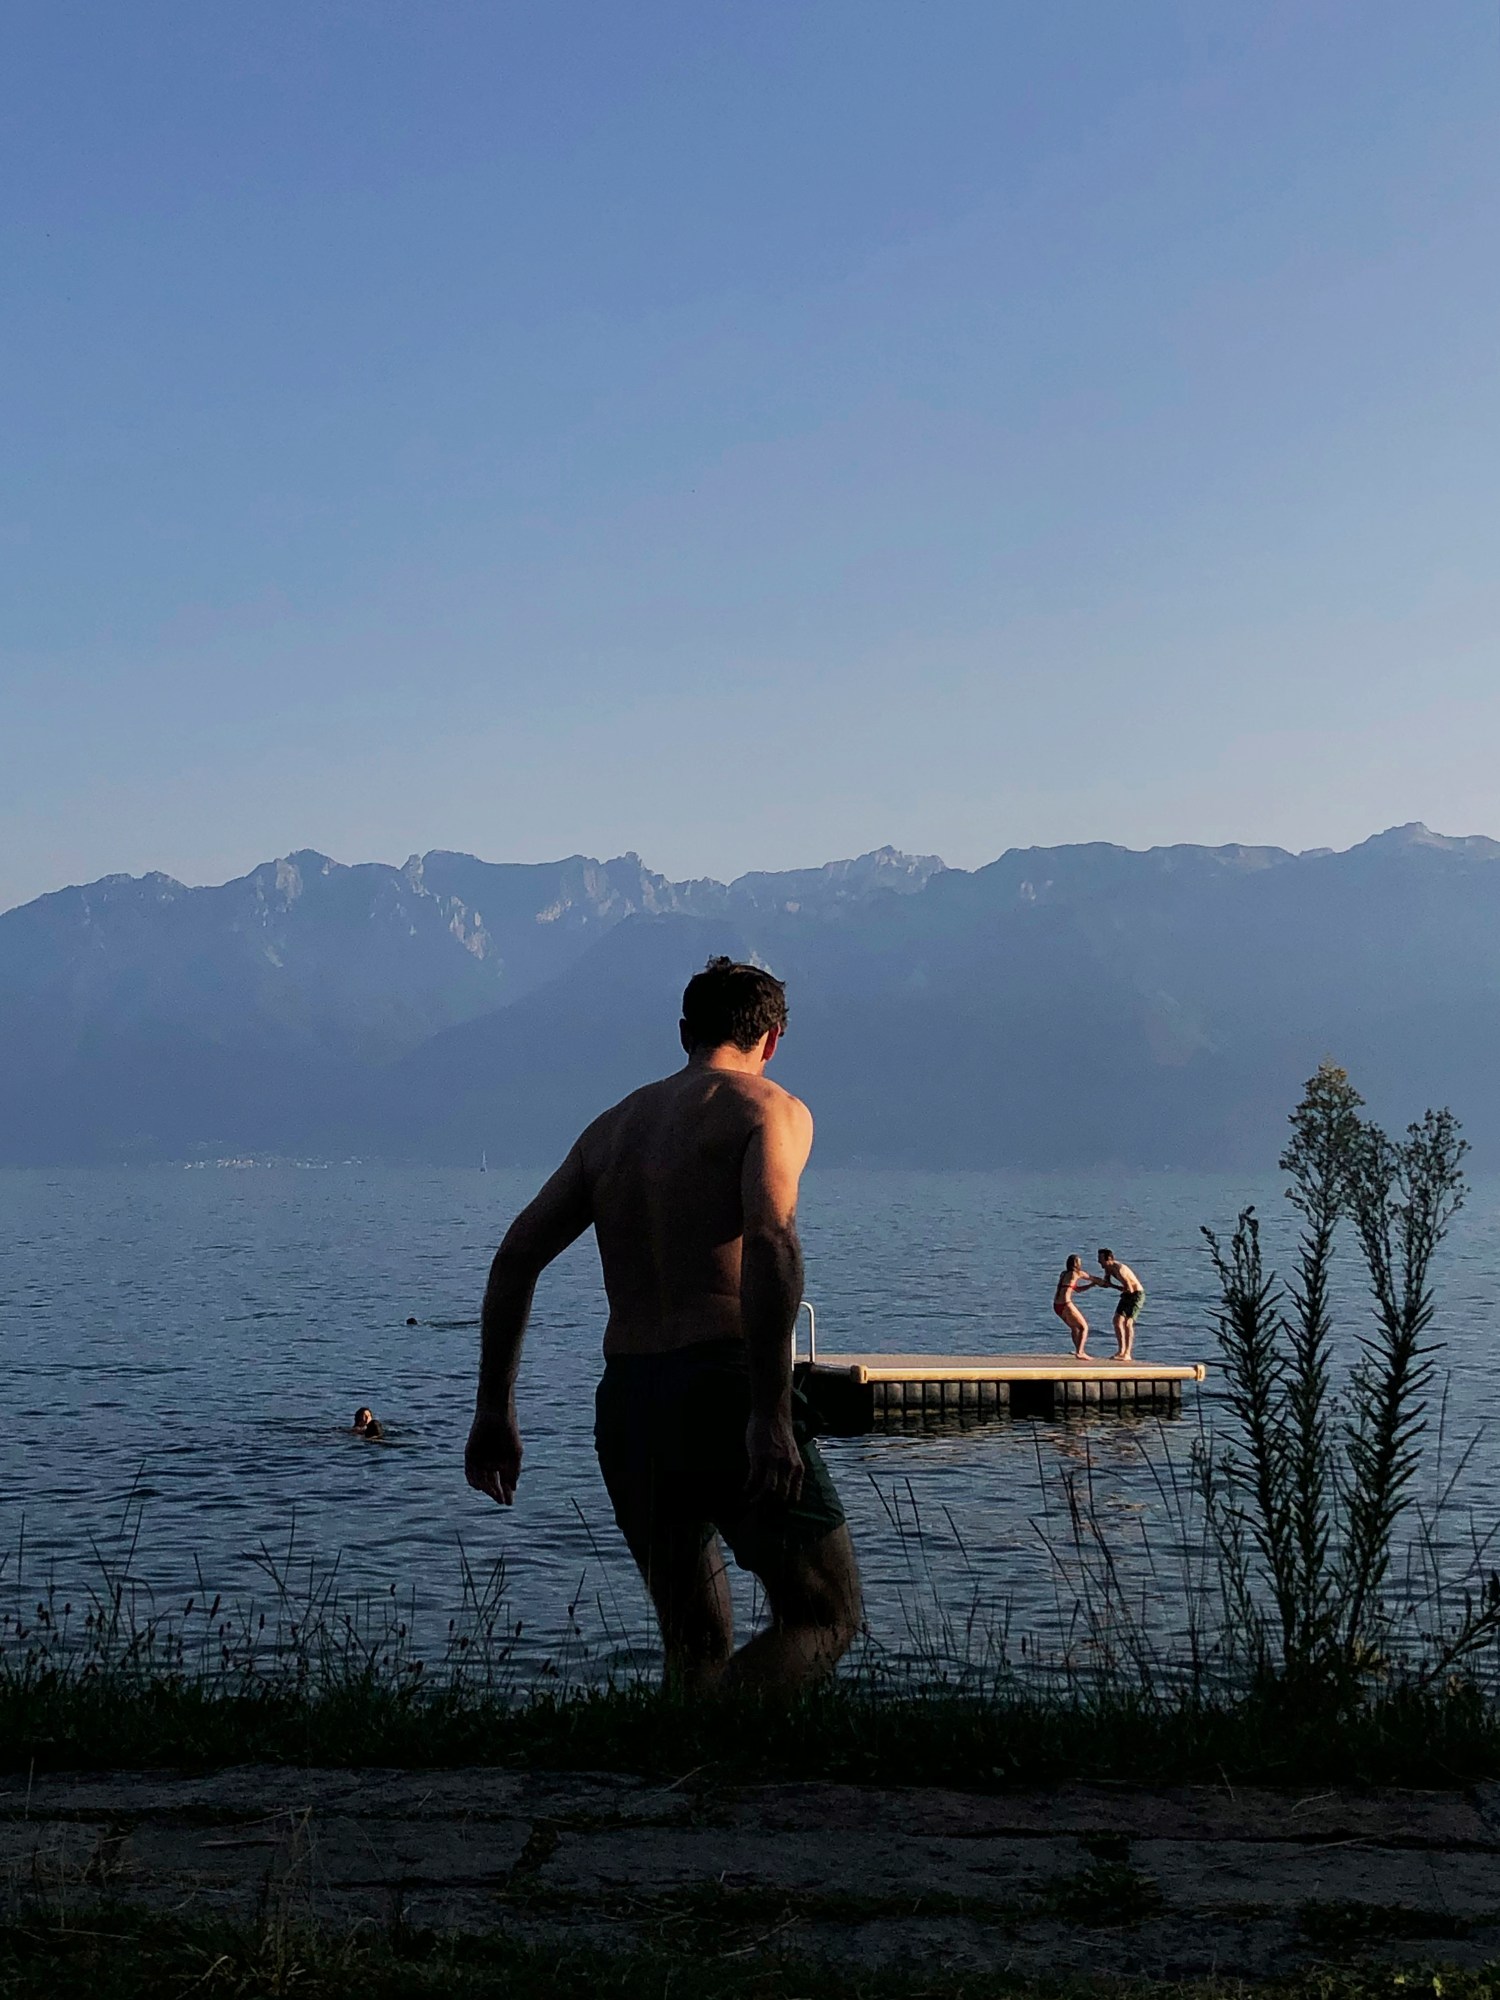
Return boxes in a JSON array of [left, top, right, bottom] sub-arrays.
[[797, 1351, 1208, 1430]]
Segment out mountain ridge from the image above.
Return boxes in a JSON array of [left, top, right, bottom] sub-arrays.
[[2, 825, 1497, 1168]]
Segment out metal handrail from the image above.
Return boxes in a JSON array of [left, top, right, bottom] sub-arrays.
[[796, 1298, 817, 1365]]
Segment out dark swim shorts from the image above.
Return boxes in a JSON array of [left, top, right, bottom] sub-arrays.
[[594, 1341, 846, 1580], [1118, 1289, 1145, 1323]]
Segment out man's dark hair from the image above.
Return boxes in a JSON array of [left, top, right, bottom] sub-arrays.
[[681, 956, 788, 1052], [1098, 1248, 1114, 1262]]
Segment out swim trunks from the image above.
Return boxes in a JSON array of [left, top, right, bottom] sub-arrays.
[[1118, 1289, 1145, 1323], [594, 1340, 846, 1580]]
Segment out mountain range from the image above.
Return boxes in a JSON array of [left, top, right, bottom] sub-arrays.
[[3, 824, 1498, 1169]]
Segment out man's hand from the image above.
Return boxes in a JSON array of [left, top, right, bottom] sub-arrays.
[[465, 1405, 523, 1505], [745, 1409, 804, 1507]]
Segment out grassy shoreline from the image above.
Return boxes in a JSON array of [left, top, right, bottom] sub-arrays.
[[3, 1674, 1499, 1789]]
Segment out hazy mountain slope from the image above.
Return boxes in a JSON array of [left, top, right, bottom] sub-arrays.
[[0, 844, 945, 1161], [383, 824, 1500, 1170], [0, 850, 495, 1159], [4, 824, 1498, 1166], [387, 913, 759, 1165], [726, 847, 945, 915], [0, 853, 489, 1066], [387, 870, 1235, 1168]]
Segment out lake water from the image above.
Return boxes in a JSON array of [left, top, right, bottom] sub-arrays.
[[4, 1164, 1499, 1686]]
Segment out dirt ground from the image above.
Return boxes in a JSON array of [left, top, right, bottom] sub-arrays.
[[3, 1764, 1499, 1982]]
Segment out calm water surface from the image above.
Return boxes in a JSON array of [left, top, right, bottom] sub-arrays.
[[4, 1165, 1498, 1682]]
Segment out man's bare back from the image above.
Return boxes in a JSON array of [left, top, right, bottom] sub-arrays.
[[462, 956, 859, 1694], [585, 1066, 811, 1356]]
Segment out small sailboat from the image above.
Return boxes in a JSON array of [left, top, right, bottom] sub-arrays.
[[480, 1150, 488, 1173]]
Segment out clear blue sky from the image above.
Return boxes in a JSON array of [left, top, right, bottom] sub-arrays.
[[3, 1, 1496, 909]]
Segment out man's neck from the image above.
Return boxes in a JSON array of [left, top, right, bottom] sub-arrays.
[[686, 1045, 765, 1078]]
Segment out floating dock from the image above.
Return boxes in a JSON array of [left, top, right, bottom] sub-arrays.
[[796, 1352, 1208, 1431]]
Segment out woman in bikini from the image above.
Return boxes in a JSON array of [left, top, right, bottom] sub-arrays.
[[1053, 1254, 1103, 1357]]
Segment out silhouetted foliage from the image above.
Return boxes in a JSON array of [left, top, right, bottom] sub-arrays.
[[1200, 1064, 1494, 1700]]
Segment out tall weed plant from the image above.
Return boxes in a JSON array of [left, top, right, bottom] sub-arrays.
[[1200, 1062, 1499, 1701]]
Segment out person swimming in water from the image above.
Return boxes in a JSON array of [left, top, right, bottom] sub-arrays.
[[351, 1407, 384, 1439], [1052, 1254, 1104, 1357]]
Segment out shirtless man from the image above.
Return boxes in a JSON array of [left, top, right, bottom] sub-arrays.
[[464, 957, 861, 1695], [1098, 1249, 1145, 1361]]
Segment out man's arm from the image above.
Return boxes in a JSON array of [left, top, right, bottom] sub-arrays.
[[739, 1092, 815, 1505], [464, 1146, 592, 1506]]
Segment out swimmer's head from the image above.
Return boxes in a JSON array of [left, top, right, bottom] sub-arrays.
[[352, 1407, 375, 1432]]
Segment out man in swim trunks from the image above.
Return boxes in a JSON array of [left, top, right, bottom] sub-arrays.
[[464, 956, 861, 1695], [1098, 1249, 1145, 1361]]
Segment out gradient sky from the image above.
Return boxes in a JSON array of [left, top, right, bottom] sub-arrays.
[[3, 2, 1497, 910]]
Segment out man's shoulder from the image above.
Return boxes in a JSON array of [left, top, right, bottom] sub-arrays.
[[573, 1076, 671, 1160], [590, 1071, 679, 1120], [758, 1073, 813, 1124], [737, 1074, 814, 1150], [580, 1068, 811, 1152]]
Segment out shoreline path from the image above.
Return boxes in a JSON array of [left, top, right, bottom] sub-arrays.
[[4, 1763, 1498, 1983]]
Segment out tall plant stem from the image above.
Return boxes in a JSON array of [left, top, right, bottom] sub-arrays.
[[1279, 1061, 1363, 1676], [1339, 1110, 1467, 1661], [1201, 1211, 1296, 1674]]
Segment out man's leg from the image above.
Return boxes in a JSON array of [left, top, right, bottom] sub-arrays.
[[594, 1385, 735, 1692], [633, 1526, 735, 1693], [718, 1524, 862, 1697]]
